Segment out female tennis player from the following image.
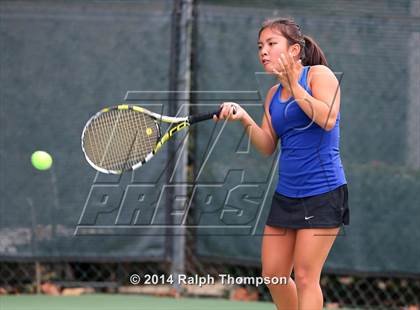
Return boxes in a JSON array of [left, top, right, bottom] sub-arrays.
[[214, 18, 349, 310]]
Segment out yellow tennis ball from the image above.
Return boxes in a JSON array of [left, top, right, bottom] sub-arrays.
[[31, 151, 53, 170]]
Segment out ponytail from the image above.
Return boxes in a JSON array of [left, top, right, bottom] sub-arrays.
[[302, 35, 328, 66]]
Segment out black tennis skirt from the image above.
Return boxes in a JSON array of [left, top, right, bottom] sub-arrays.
[[266, 184, 349, 229]]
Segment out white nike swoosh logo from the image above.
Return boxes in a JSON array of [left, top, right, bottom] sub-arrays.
[[304, 216, 315, 220]]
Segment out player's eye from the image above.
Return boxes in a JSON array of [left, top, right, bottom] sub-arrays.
[[269, 42, 276, 46], [258, 45, 262, 50]]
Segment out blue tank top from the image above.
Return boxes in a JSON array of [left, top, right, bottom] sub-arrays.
[[269, 66, 347, 198]]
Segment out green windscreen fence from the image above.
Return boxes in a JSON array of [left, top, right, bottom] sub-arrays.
[[0, 0, 173, 260]]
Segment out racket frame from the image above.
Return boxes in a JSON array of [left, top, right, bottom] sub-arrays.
[[81, 104, 192, 174]]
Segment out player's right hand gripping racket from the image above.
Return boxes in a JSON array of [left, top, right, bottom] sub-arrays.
[[81, 104, 221, 174]]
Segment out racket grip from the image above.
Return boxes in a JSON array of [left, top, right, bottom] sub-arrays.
[[188, 109, 221, 124]]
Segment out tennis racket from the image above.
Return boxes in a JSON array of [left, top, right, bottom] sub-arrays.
[[81, 104, 221, 174]]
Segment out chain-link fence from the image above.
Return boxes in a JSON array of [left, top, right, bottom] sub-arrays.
[[1, 261, 420, 308]]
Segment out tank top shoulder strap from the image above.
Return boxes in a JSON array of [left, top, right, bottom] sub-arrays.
[[300, 66, 312, 94], [268, 66, 312, 114], [268, 83, 281, 115]]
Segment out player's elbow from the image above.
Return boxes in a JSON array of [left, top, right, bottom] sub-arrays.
[[259, 145, 277, 157], [253, 132, 277, 156], [260, 150, 273, 157], [324, 115, 338, 131], [324, 121, 335, 131]]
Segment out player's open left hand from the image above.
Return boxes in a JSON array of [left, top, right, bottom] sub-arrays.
[[273, 52, 301, 93]]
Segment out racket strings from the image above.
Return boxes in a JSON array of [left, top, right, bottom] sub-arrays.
[[126, 110, 150, 167], [83, 109, 159, 171], [141, 112, 156, 154], [103, 111, 123, 168]]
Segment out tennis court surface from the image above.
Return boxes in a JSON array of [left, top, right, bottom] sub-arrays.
[[1, 294, 362, 310], [1, 294, 272, 310]]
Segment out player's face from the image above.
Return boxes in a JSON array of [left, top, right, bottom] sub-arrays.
[[258, 27, 290, 73]]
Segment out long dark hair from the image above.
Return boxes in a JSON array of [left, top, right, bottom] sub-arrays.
[[259, 17, 328, 66]]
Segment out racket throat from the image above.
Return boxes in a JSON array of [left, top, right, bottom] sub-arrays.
[[153, 121, 190, 153]]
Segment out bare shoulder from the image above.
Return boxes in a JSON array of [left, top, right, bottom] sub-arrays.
[[264, 84, 279, 109], [268, 83, 280, 97], [308, 65, 338, 87], [308, 65, 336, 78], [309, 65, 334, 74]]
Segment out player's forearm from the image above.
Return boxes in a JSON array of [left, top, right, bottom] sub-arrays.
[[291, 83, 337, 131], [240, 113, 276, 156]]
